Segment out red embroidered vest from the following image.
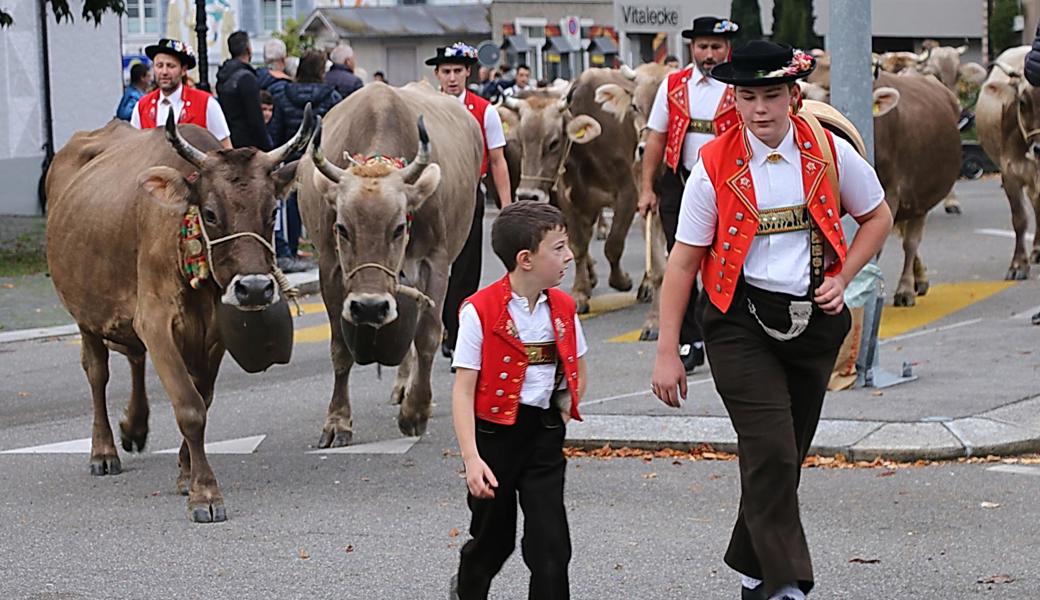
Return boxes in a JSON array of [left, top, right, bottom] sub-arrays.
[[664, 66, 740, 172], [137, 86, 211, 129], [463, 90, 491, 177], [465, 275, 582, 425], [699, 115, 847, 313]]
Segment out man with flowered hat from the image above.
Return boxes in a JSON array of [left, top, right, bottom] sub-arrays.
[[131, 38, 231, 148], [640, 16, 740, 373], [427, 43, 513, 361], [650, 40, 893, 600]]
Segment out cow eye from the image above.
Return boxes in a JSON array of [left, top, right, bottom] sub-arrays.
[[335, 223, 350, 240], [548, 138, 560, 151], [202, 209, 219, 226], [393, 223, 406, 239]]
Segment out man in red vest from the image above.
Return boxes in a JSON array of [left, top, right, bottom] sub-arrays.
[[427, 43, 513, 362], [639, 16, 741, 373], [449, 201, 586, 600], [651, 41, 893, 600], [131, 38, 232, 148]]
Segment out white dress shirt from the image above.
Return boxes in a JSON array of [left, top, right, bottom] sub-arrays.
[[455, 91, 506, 150], [130, 84, 231, 142], [452, 291, 588, 409], [646, 64, 729, 172], [676, 122, 885, 296]]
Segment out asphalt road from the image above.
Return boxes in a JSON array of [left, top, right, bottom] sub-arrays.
[[1, 178, 1039, 599]]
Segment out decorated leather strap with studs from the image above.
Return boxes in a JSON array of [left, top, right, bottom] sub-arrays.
[[755, 205, 811, 236], [687, 118, 715, 135], [180, 205, 210, 289], [524, 342, 558, 365]]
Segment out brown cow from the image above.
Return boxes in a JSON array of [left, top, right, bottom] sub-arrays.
[[975, 46, 1040, 278], [46, 113, 313, 522], [296, 82, 483, 445]]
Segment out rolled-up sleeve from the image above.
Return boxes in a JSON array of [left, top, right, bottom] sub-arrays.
[[834, 135, 885, 217], [646, 79, 671, 134]]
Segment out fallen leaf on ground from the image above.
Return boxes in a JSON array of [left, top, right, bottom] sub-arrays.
[[344, 545, 354, 553], [643, 472, 657, 479], [449, 528, 460, 538], [876, 470, 897, 478], [980, 501, 1001, 509], [848, 557, 880, 564], [298, 548, 310, 560], [977, 574, 1014, 585]]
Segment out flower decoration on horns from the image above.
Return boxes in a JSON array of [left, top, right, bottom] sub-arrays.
[[713, 19, 739, 34], [444, 42, 478, 60], [766, 49, 813, 78]]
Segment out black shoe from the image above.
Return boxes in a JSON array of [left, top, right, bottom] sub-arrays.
[[1032, 311, 1040, 325], [441, 339, 454, 359], [449, 574, 460, 600], [741, 586, 767, 600], [679, 343, 704, 373]]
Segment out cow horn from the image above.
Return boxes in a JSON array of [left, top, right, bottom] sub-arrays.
[[917, 47, 931, 63], [399, 115, 431, 185], [504, 96, 523, 110], [309, 117, 346, 184], [266, 102, 315, 166], [164, 111, 207, 168], [620, 64, 637, 80]]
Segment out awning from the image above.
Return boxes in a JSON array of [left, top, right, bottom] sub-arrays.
[[544, 36, 578, 55], [501, 35, 531, 53], [301, 4, 491, 39], [588, 36, 618, 55]]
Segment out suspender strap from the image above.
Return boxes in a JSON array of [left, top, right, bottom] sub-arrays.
[[800, 111, 841, 293]]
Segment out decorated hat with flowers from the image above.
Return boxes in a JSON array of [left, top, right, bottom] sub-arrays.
[[145, 38, 197, 70], [681, 16, 740, 40], [425, 42, 479, 67], [708, 40, 815, 87]]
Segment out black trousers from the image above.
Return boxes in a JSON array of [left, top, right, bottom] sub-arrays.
[[656, 167, 703, 345], [456, 404, 571, 600], [701, 282, 850, 597], [443, 187, 486, 349]]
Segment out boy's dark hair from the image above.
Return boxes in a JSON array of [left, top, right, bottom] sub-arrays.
[[491, 201, 566, 271], [228, 31, 250, 58], [130, 63, 149, 85], [259, 89, 274, 105], [517, 64, 531, 73]]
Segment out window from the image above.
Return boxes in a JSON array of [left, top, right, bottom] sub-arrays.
[[263, 0, 296, 33], [124, 0, 159, 35]]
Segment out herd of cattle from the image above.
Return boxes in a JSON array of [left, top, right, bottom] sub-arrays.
[[42, 45, 1040, 522]]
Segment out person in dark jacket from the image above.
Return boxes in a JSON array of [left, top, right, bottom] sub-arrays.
[[215, 30, 272, 149], [325, 43, 363, 99], [116, 63, 152, 121]]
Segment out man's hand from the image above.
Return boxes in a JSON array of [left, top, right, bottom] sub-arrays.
[[463, 456, 498, 499], [651, 351, 687, 408], [814, 276, 847, 315], [638, 187, 658, 218]]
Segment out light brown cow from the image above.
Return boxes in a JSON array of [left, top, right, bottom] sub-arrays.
[[46, 114, 312, 522], [296, 82, 483, 445], [975, 46, 1040, 278], [504, 69, 639, 316]]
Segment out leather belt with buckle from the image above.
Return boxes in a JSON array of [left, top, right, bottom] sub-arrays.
[[524, 342, 558, 365], [687, 119, 715, 135]]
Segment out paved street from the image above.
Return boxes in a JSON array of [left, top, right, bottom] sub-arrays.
[[1, 178, 1039, 598]]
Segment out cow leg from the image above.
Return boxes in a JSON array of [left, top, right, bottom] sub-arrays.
[[594, 208, 610, 241], [320, 315, 356, 448], [118, 351, 150, 453], [566, 203, 597, 314], [1002, 173, 1031, 279], [943, 191, 962, 215], [913, 253, 930, 296], [605, 186, 635, 293], [176, 344, 222, 496], [893, 217, 926, 306], [391, 347, 415, 406], [1028, 187, 1040, 264], [398, 294, 445, 437], [81, 330, 121, 476], [639, 216, 667, 341]]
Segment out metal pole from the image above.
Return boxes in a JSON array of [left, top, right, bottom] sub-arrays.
[[195, 0, 210, 92]]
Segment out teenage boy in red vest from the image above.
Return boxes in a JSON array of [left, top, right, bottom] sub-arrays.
[[640, 16, 741, 373], [449, 201, 586, 600], [650, 41, 893, 600], [427, 43, 514, 364], [131, 38, 232, 148]]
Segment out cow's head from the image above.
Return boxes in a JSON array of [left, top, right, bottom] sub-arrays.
[[595, 63, 672, 161], [310, 116, 441, 327], [138, 108, 313, 310], [983, 73, 1040, 161], [505, 94, 601, 202]]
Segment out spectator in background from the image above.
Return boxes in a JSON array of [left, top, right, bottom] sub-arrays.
[[257, 38, 292, 92], [664, 54, 681, 68], [325, 43, 364, 99], [373, 71, 387, 83], [259, 89, 274, 125], [216, 30, 272, 149], [509, 63, 532, 95], [116, 63, 152, 121], [269, 50, 342, 273]]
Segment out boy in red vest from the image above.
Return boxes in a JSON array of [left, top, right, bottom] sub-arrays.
[[650, 41, 893, 600], [640, 16, 741, 373], [449, 201, 586, 600]]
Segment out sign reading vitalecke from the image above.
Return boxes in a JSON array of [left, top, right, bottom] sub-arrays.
[[618, 4, 681, 28]]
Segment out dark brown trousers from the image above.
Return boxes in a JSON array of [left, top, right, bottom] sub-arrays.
[[701, 282, 850, 597]]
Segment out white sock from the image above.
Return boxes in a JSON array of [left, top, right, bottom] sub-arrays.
[[769, 585, 805, 600], [740, 574, 762, 589]]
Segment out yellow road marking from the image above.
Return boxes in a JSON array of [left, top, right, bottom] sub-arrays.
[[608, 329, 644, 343], [295, 322, 332, 344]]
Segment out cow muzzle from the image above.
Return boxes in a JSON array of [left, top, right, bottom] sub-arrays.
[[222, 274, 279, 310], [516, 186, 549, 203], [344, 293, 398, 327]]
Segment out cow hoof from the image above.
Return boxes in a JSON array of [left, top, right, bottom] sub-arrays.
[[398, 413, 429, 437], [892, 291, 916, 307], [318, 429, 353, 449], [89, 455, 122, 476], [176, 473, 190, 496], [914, 280, 930, 296], [595, 229, 608, 241], [639, 327, 659, 341], [636, 281, 653, 303], [390, 385, 405, 406], [609, 272, 633, 292], [189, 503, 227, 524], [574, 297, 590, 314], [944, 204, 961, 215], [1005, 266, 1030, 280], [119, 420, 148, 453], [1030, 249, 1040, 265]]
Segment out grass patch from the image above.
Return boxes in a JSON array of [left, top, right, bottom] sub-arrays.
[[0, 222, 48, 277]]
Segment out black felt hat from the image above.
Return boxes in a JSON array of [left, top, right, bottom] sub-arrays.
[[424, 43, 479, 67], [708, 40, 816, 87], [145, 38, 197, 70], [681, 16, 740, 40]]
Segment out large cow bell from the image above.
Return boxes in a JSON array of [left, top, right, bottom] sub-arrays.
[[216, 299, 294, 373], [341, 289, 421, 366]]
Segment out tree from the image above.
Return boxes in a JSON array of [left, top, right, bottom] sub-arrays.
[[1, 0, 125, 29], [771, 0, 821, 50], [730, 0, 764, 45], [989, 0, 1019, 58], [273, 16, 312, 57]]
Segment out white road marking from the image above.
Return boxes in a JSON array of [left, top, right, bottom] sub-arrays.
[[1011, 304, 1040, 320], [879, 318, 984, 345], [0, 438, 92, 454], [987, 465, 1040, 476], [974, 228, 1034, 242], [154, 434, 266, 455], [306, 436, 420, 455], [581, 377, 714, 408], [0, 324, 80, 345]]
